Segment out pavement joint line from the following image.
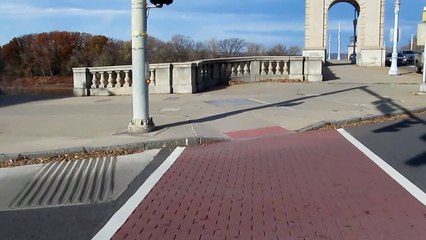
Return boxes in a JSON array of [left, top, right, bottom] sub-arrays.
[[337, 128, 426, 206], [91, 147, 186, 240]]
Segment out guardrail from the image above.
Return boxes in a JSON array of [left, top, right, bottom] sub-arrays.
[[73, 56, 322, 96]]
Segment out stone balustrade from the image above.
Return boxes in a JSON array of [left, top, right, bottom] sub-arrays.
[[73, 56, 322, 96]]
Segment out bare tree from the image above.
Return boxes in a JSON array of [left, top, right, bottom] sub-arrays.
[[169, 34, 195, 62], [218, 38, 246, 57], [267, 44, 288, 56], [287, 46, 302, 56], [246, 42, 266, 56]]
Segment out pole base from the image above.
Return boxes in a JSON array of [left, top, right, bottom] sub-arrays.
[[419, 83, 426, 94], [388, 67, 400, 76], [128, 117, 155, 134]]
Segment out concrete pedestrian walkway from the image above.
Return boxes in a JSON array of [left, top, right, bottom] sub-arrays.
[[0, 64, 424, 158]]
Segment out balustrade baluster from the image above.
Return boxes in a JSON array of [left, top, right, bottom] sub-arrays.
[[276, 61, 282, 75], [237, 63, 243, 76], [115, 71, 123, 88], [261, 62, 267, 75], [90, 72, 98, 88], [243, 62, 250, 76], [230, 64, 236, 77], [220, 63, 226, 79], [124, 71, 131, 87], [284, 61, 289, 74], [99, 72, 107, 88], [267, 62, 273, 75], [107, 71, 114, 88]]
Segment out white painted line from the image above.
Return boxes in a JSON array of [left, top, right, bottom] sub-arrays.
[[248, 98, 294, 110], [337, 129, 426, 206], [92, 147, 186, 240], [248, 98, 270, 105]]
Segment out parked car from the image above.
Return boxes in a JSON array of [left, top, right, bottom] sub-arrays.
[[401, 50, 416, 64], [385, 52, 406, 67], [414, 51, 424, 74]]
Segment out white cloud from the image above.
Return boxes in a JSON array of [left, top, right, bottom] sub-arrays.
[[0, 4, 127, 18]]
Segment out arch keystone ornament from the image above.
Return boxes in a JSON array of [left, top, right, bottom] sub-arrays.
[[303, 0, 386, 67]]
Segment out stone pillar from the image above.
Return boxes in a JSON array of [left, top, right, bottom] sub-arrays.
[[304, 57, 323, 82], [289, 57, 305, 81], [72, 67, 91, 96], [304, 0, 327, 61], [172, 63, 197, 93]]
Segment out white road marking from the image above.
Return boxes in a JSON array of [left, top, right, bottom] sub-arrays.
[[248, 98, 270, 105], [91, 147, 186, 240], [248, 98, 295, 110], [337, 129, 426, 206]]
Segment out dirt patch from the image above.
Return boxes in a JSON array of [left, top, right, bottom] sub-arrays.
[[0, 148, 145, 169], [316, 110, 426, 130], [0, 76, 73, 95]]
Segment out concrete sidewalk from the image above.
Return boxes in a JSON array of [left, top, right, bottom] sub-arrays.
[[0, 64, 425, 159]]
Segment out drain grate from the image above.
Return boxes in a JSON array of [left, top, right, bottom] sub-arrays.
[[10, 157, 117, 209]]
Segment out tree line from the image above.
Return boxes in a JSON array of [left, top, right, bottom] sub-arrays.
[[0, 31, 302, 82]]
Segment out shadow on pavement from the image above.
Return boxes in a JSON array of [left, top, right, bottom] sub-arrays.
[[0, 95, 71, 108], [157, 85, 369, 130], [363, 87, 426, 134], [322, 66, 340, 81], [406, 152, 426, 167]]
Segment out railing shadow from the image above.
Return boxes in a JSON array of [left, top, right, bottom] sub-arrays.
[[360, 87, 426, 133], [157, 85, 369, 130], [359, 88, 426, 169], [322, 66, 340, 81]]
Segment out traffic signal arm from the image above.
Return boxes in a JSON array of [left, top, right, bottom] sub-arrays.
[[150, 0, 173, 5]]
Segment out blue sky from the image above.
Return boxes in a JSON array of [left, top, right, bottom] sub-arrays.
[[0, 0, 424, 52]]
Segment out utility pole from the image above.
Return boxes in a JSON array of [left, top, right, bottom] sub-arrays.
[[129, 0, 154, 133], [128, 0, 172, 133], [389, 0, 401, 76], [411, 33, 414, 51], [337, 22, 341, 60]]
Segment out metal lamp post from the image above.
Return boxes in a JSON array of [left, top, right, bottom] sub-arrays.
[[351, 11, 358, 64], [128, 0, 155, 133], [389, 0, 401, 76], [328, 35, 331, 60], [337, 22, 341, 61]]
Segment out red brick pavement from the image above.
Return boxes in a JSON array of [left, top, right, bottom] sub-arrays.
[[113, 129, 426, 240]]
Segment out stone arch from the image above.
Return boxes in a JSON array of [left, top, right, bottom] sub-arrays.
[[303, 0, 385, 67]]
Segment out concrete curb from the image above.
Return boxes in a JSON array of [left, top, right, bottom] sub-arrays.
[[298, 106, 426, 132], [0, 137, 228, 162]]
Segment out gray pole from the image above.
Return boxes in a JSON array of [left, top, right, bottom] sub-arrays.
[[389, 0, 401, 76], [337, 22, 341, 60], [129, 0, 155, 133], [351, 10, 357, 64]]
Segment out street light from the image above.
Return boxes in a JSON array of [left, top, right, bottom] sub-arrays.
[[351, 10, 358, 64], [389, 0, 401, 76], [128, 0, 173, 134]]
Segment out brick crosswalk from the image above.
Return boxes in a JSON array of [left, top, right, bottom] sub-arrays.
[[112, 129, 426, 240]]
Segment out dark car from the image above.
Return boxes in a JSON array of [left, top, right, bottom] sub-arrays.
[[401, 50, 416, 64], [385, 52, 406, 67]]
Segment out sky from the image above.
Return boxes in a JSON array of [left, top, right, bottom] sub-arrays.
[[0, 0, 424, 52]]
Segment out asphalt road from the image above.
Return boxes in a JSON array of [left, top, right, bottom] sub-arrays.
[[346, 114, 426, 193]]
